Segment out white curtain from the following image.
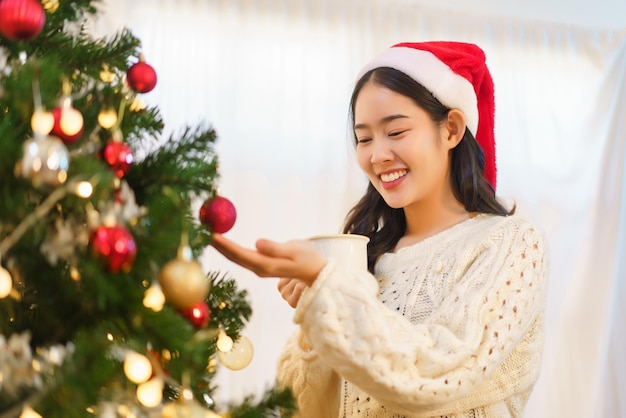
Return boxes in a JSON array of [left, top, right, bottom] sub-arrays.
[[95, 1, 626, 416]]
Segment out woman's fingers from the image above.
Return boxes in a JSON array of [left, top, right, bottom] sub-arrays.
[[277, 278, 308, 308], [213, 234, 320, 307], [211, 233, 326, 284], [211, 233, 273, 275], [277, 277, 292, 293]]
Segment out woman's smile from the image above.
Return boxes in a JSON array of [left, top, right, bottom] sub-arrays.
[[379, 169, 408, 189]]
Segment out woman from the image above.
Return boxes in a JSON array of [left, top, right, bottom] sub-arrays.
[[211, 41, 548, 417]]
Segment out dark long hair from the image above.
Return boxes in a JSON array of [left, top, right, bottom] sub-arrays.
[[342, 67, 514, 272]]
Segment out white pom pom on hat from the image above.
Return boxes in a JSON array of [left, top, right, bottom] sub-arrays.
[[357, 41, 497, 189]]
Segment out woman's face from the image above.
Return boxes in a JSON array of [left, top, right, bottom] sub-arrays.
[[354, 81, 455, 211]]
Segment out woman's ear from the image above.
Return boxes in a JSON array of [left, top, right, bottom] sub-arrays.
[[442, 109, 466, 150]]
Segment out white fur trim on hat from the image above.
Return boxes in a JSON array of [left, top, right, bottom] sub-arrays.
[[357, 46, 478, 136]]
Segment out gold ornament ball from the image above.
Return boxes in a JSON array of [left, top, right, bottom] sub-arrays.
[[159, 258, 209, 308], [216, 335, 254, 371]]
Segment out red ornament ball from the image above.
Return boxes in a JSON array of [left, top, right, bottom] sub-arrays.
[[178, 300, 211, 329], [50, 107, 84, 144], [91, 225, 137, 273], [0, 0, 46, 41], [127, 61, 157, 93], [199, 196, 237, 233], [103, 141, 133, 178]]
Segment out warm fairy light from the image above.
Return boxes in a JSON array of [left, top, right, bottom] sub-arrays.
[[124, 351, 153, 384], [59, 107, 84, 136], [106, 333, 114, 341], [42, 0, 60, 13], [101, 212, 117, 227], [0, 267, 12, 298], [182, 387, 194, 401], [206, 356, 217, 373], [30, 109, 54, 135], [19, 407, 42, 418], [57, 171, 68, 184], [129, 97, 146, 112], [143, 283, 165, 312], [97, 108, 117, 129], [70, 266, 81, 282], [136, 377, 163, 407], [216, 329, 233, 352], [100, 65, 116, 83], [74, 181, 93, 198]]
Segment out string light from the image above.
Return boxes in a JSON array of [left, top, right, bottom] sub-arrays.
[[216, 329, 233, 352], [74, 181, 93, 198], [143, 282, 165, 312], [30, 109, 54, 135], [97, 107, 117, 129], [123, 351, 153, 384], [19, 407, 42, 418], [136, 377, 163, 407], [99, 65, 115, 83], [0, 266, 12, 298], [59, 106, 83, 136]]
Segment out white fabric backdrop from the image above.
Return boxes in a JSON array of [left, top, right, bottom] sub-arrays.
[[95, 1, 626, 416]]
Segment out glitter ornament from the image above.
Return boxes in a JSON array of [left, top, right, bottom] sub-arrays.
[[103, 140, 133, 178], [178, 300, 211, 329], [159, 246, 209, 309], [91, 225, 137, 273], [0, 0, 46, 41], [199, 196, 237, 233], [18, 135, 69, 187], [127, 60, 157, 93], [216, 335, 253, 371], [50, 105, 84, 145]]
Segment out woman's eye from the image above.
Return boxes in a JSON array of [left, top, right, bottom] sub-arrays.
[[389, 130, 407, 137], [357, 138, 372, 144]]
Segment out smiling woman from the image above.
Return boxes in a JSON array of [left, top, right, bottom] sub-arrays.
[[211, 41, 549, 418], [96, 1, 626, 416]]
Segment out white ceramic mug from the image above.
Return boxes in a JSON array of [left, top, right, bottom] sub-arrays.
[[309, 234, 369, 271]]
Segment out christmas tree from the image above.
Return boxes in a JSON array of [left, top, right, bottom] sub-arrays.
[[0, 0, 295, 416]]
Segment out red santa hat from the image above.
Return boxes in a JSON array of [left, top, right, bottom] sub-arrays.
[[357, 41, 497, 189]]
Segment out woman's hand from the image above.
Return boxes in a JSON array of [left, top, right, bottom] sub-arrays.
[[277, 278, 309, 308], [210, 233, 327, 287]]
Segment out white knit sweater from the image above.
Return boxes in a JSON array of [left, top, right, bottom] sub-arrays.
[[276, 214, 548, 418]]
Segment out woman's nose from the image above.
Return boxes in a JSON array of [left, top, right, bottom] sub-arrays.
[[370, 138, 394, 164]]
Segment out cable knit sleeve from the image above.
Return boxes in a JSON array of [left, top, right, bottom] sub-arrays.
[[276, 328, 340, 418], [292, 216, 548, 415]]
